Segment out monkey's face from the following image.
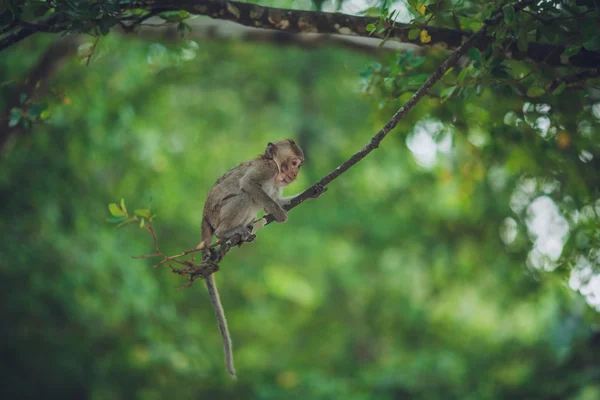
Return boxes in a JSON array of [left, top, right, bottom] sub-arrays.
[[266, 140, 305, 187], [275, 152, 303, 187]]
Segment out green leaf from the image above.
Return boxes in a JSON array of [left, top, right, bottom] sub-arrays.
[[160, 11, 185, 22], [120, 198, 127, 215], [139, 218, 145, 228], [105, 2, 121, 13], [562, 45, 581, 57], [8, 108, 22, 127], [177, 22, 186, 38], [503, 6, 515, 24], [468, 47, 481, 62], [117, 218, 137, 228], [527, 86, 545, 97], [408, 28, 419, 40], [107, 215, 128, 224], [491, 64, 510, 79], [407, 74, 430, 87], [583, 37, 600, 51], [552, 82, 566, 95], [361, 7, 381, 17], [28, 103, 48, 119], [457, 67, 470, 84], [366, 23, 376, 33], [98, 14, 116, 36], [440, 86, 456, 102], [517, 28, 529, 52], [109, 203, 125, 216], [459, 17, 484, 31], [135, 209, 151, 218]]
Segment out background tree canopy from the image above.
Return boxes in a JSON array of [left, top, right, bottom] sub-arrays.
[[1, 0, 599, 399]]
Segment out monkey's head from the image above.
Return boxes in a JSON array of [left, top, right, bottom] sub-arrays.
[[264, 139, 305, 187]]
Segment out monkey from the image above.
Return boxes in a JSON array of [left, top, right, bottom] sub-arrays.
[[196, 139, 326, 379]]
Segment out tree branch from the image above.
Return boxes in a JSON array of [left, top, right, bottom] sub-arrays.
[[0, 14, 65, 52], [546, 68, 600, 92], [129, 20, 402, 55], [129, 0, 598, 69], [2, 1, 599, 68], [129, 0, 536, 289]]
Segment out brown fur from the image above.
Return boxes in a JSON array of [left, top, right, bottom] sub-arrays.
[[199, 140, 306, 379]]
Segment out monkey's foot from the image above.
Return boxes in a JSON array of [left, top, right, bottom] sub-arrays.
[[202, 247, 220, 263]]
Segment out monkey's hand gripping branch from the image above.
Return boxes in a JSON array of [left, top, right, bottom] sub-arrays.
[[112, 0, 536, 289]]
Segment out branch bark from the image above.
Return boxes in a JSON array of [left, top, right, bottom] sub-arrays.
[[2, 0, 599, 68], [131, 20, 404, 55], [261, 0, 536, 224], [138, 0, 595, 68]]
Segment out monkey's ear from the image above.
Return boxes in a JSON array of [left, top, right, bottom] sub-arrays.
[[265, 142, 277, 159]]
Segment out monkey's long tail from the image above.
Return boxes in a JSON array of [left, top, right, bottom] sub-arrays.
[[205, 274, 237, 379]]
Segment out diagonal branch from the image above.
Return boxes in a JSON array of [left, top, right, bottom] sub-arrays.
[[138, 0, 536, 289], [261, 0, 538, 225]]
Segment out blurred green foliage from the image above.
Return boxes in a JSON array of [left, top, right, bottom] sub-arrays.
[[1, 1, 600, 399]]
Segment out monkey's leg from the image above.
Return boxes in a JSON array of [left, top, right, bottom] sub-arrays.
[[214, 194, 258, 244]]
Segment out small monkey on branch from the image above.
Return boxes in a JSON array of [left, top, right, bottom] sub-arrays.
[[196, 139, 326, 378]]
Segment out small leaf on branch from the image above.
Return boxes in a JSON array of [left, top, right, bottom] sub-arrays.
[[177, 22, 192, 38], [9, 108, 22, 127], [117, 218, 137, 228], [503, 6, 515, 24], [140, 218, 145, 228], [408, 28, 420, 40], [135, 209, 151, 218], [407, 74, 430, 87], [107, 215, 128, 224], [459, 17, 483, 31], [159, 11, 189, 22], [120, 198, 127, 215], [517, 27, 529, 52], [440, 86, 456, 102], [468, 47, 481, 62], [28, 103, 48, 119], [366, 23, 376, 33], [527, 86, 545, 97], [562, 45, 581, 57], [420, 29, 431, 44], [552, 82, 566, 95], [109, 203, 125, 216], [583, 37, 600, 51], [457, 67, 470, 84]]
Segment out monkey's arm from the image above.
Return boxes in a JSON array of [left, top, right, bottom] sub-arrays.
[[240, 161, 288, 222], [277, 184, 328, 206]]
